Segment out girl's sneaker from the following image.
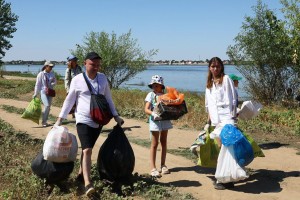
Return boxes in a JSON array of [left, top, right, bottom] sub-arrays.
[[150, 169, 161, 178], [161, 165, 170, 174]]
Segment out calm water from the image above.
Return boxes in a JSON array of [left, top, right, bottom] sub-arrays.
[[3, 64, 247, 97]]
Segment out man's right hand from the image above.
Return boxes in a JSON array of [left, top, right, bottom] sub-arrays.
[[54, 118, 63, 126]]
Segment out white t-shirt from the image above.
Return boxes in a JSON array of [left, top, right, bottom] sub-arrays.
[[59, 73, 118, 128]]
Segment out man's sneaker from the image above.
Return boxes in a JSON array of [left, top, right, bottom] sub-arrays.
[[150, 169, 161, 178], [85, 184, 95, 196], [161, 165, 170, 174]]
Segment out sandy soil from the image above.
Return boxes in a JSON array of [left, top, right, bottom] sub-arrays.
[[0, 97, 300, 200]]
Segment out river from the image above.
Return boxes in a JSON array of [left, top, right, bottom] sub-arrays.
[[2, 64, 247, 98]]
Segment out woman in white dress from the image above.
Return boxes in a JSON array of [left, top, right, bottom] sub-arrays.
[[204, 57, 248, 190]]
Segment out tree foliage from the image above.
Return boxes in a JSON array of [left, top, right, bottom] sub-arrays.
[[227, 0, 298, 104], [281, 0, 300, 70], [72, 30, 158, 88], [0, 0, 18, 66]]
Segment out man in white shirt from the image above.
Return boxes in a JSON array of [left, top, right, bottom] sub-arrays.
[[55, 52, 124, 196]]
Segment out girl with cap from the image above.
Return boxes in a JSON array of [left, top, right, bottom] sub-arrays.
[[33, 61, 57, 127], [144, 75, 173, 177]]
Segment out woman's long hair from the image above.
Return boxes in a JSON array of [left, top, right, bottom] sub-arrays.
[[206, 57, 225, 89]]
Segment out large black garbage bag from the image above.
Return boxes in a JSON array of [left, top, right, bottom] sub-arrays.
[[31, 151, 74, 184], [97, 125, 135, 181]]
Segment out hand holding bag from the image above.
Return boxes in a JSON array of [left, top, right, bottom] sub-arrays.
[[83, 72, 113, 125]]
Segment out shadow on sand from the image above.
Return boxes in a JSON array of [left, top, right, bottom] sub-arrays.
[[232, 169, 299, 194], [259, 142, 289, 150]]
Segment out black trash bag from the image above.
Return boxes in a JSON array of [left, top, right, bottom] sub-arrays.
[[97, 125, 135, 181], [31, 151, 74, 184]]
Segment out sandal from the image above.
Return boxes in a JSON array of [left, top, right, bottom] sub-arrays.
[[161, 165, 170, 174], [150, 169, 161, 178]]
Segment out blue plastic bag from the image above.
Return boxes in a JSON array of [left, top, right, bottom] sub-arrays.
[[220, 124, 254, 167]]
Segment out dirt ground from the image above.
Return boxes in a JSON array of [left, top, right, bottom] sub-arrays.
[[1, 97, 299, 200]]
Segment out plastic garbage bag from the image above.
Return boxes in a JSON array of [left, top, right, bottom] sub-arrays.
[[220, 124, 254, 167], [43, 125, 78, 163], [215, 145, 248, 183], [21, 97, 42, 124], [97, 125, 135, 181], [197, 131, 220, 168], [31, 151, 74, 184], [243, 131, 265, 157]]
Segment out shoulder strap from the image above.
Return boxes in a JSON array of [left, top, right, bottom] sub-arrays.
[[82, 72, 93, 93], [44, 73, 49, 87]]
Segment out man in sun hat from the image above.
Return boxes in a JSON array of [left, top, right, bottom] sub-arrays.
[[64, 55, 82, 118], [65, 55, 82, 94]]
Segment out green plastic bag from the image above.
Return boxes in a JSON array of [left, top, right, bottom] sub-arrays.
[[242, 131, 265, 157], [21, 98, 42, 124], [197, 130, 220, 168]]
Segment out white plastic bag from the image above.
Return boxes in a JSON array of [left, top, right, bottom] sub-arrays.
[[43, 125, 78, 163], [238, 100, 262, 120], [215, 145, 248, 183]]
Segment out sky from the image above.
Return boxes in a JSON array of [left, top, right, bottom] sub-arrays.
[[3, 0, 284, 62]]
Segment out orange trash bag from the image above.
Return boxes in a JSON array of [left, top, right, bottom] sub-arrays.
[[159, 86, 184, 105]]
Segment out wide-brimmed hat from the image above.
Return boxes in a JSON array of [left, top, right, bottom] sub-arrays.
[[229, 74, 242, 81], [67, 55, 78, 61], [148, 75, 165, 89], [44, 61, 54, 67]]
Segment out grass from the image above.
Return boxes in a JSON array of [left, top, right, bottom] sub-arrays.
[[1, 75, 300, 149], [1, 74, 300, 198], [0, 118, 195, 199]]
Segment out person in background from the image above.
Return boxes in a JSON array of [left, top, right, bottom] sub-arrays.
[[144, 75, 173, 178], [64, 55, 82, 118], [65, 55, 82, 93], [54, 52, 124, 196], [33, 61, 56, 127], [229, 74, 242, 108]]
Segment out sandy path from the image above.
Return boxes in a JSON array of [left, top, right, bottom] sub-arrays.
[[0, 98, 299, 200]]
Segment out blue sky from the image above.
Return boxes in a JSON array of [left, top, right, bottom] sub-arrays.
[[4, 0, 283, 62]]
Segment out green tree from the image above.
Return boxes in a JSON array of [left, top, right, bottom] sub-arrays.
[[72, 30, 158, 88], [281, 0, 300, 73], [227, 0, 295, 104], [0, 0, 18, 73]]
